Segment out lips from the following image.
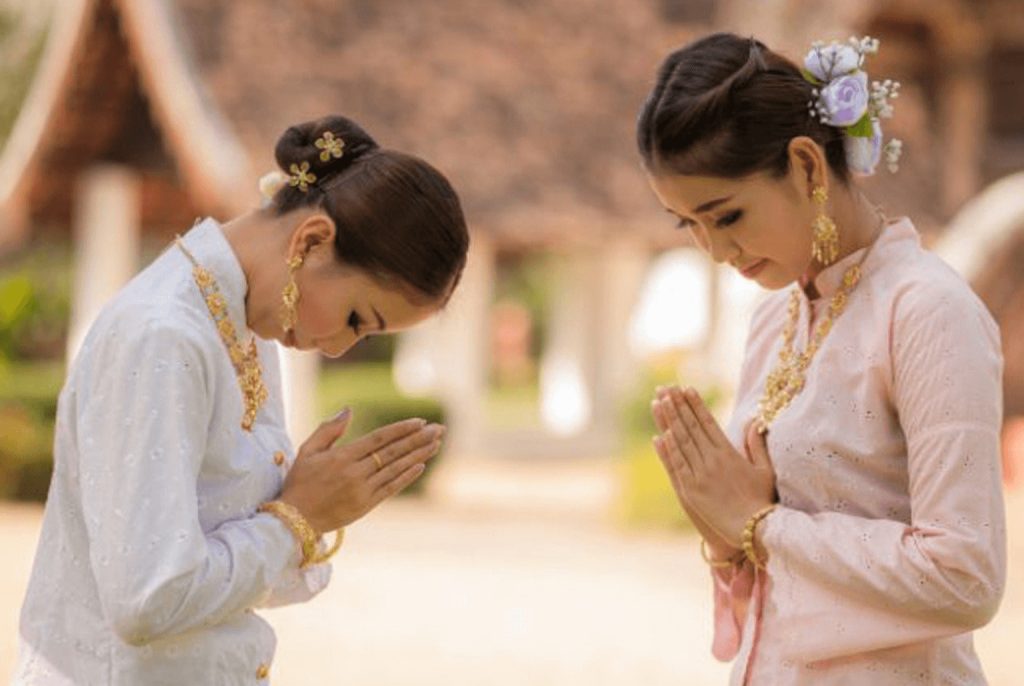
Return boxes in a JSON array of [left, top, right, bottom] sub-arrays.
[[739, 259, 768, 279]]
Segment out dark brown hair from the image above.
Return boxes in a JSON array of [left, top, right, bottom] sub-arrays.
[[637, 33, 848, 181], [270, 115, 469, 303]]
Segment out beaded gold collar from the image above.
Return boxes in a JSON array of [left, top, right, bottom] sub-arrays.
[[174, 237, 268, 431], [755, 221, 884, 433]]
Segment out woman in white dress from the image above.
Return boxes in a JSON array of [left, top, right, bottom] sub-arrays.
[[15, 115, 470, 684]]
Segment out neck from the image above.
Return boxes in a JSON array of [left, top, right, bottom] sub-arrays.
[[802, 184, 884, 287], [220, 209, 290, 342]]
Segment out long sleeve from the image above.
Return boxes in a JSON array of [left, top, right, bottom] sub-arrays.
[[757, 283, 1006, 663], [76, 314, 301, 646], [258, 547, 332, 609]]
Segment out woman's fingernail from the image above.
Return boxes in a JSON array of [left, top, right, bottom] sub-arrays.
[[334, 407, 352, 420]]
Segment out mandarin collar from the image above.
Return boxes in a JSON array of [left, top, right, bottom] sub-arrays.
[[806, 216, 919, 300], [176, 217, 251, 334]]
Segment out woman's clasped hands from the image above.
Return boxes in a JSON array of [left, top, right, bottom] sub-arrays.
[[279, 408, 445, 535], [651, 386, 776, 563]]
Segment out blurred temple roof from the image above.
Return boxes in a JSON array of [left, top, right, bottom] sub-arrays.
[[1, 0, 1022, 250], [0, 0, 701, 251]]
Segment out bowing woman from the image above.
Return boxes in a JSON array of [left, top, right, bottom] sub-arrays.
[[16, 115, 469, 684]]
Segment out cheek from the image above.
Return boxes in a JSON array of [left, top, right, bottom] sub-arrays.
[[297, 293, 341, 338]]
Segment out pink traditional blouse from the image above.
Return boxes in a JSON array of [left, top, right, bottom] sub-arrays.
[[715, 217, 1006, 684]]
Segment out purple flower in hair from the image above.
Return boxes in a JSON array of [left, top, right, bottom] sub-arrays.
[[844, 120, 883, 176], [819, 71, 869, 127], [803, 43, 860, 81]]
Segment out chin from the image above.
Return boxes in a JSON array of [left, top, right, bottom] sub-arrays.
[[753, 266, 795, 291]]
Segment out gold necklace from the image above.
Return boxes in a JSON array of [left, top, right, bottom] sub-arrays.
[[175, 237, 268, 432], [754, 213, 888, 433]]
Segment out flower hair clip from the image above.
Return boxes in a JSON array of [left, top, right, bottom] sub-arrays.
[[288, 161, 317, 192], [803, 36, 902, 175], [315, 131, 345, 162], [257, 132, 346, 201]]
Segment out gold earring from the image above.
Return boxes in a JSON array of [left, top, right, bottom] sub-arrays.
[[811, 186, 839, 266], [280, 254, 303, 333]]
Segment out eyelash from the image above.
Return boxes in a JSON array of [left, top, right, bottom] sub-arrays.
[[715, 210, 743, 228], [674, 209, 743, 231], [347, 311, 363, 335]]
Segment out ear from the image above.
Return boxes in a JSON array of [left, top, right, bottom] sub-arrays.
[[286, 212, 336, 263], [786, 136, 828, 200]]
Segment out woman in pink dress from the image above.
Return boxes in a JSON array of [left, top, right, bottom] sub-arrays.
[[636, 33, 1005, 683]]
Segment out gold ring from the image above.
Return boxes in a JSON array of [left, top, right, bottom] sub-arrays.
[[372, 452, 383, 470]]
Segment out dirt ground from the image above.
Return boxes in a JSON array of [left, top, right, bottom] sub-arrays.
[[2, 458, 1021, 685]]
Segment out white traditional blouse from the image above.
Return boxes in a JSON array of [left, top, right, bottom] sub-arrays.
[[15, 219, 330, 685]]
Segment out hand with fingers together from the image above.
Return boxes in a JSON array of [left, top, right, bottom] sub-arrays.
[[651, 385, 777, 559], [278, 408, 445, 536]]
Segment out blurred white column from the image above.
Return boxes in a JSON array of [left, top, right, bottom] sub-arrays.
[[540, 251, 600, 438], [434, 235, 496, 457], [592, 238, 649, 431], [279, 348, 321, 446], [67, 164, 141, 361]]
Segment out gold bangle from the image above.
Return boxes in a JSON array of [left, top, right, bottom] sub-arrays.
[[308, 527, 345, 566], [258, 500, 319, 567], [741, 504, 777, 570], [700, 538, 740, 568]]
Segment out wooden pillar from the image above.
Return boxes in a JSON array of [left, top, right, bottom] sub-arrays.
[[279, 348, 321, 446], [67, 164, 141, 361]]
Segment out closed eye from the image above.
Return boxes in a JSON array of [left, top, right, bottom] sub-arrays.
[[347, 310, 363, 335], [715, 209, 743, 228]]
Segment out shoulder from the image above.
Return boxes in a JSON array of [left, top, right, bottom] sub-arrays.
[[886, 246, 998, 346], [74, 270, 218, 385]]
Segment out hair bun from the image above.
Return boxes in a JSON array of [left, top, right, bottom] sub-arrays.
[[274, 115, 380, 183]]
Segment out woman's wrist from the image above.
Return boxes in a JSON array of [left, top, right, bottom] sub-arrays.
[[740, 504, 777, 570], [258, 499, 343, 568], [701, 538, 745, 568]]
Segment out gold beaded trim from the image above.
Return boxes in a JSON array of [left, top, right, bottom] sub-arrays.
[[741, 504, 777, 570], [175, 237, 268, 432], [755, 263, 863, 433]]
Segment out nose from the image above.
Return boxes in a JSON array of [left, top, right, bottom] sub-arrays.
[[704, 227, 739, 265]]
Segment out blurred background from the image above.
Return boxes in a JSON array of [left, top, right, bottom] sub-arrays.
[[1, 0, 1022, 683]]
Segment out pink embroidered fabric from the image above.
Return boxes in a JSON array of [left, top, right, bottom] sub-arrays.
[[714, 218, 1006, 684]]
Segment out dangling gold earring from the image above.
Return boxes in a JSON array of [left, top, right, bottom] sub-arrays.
[[280, 254, 303, 333], [811, 185, 839, 266]]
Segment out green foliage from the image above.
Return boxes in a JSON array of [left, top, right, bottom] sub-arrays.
[[0, 360, 63, 501], [318, 362, 446, 495], [0, 242, 73, 361], [846, 114, 874, 138]]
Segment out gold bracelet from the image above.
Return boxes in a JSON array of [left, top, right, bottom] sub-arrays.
[[308, 528, 345, 566], [258, 500, 320, 568], [741, 504, 777, 570], [700, 538, 741, 569]]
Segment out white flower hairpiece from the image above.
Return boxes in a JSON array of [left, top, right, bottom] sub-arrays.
[[258, 170, 290, 203], [803, 36, 902, 175]]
